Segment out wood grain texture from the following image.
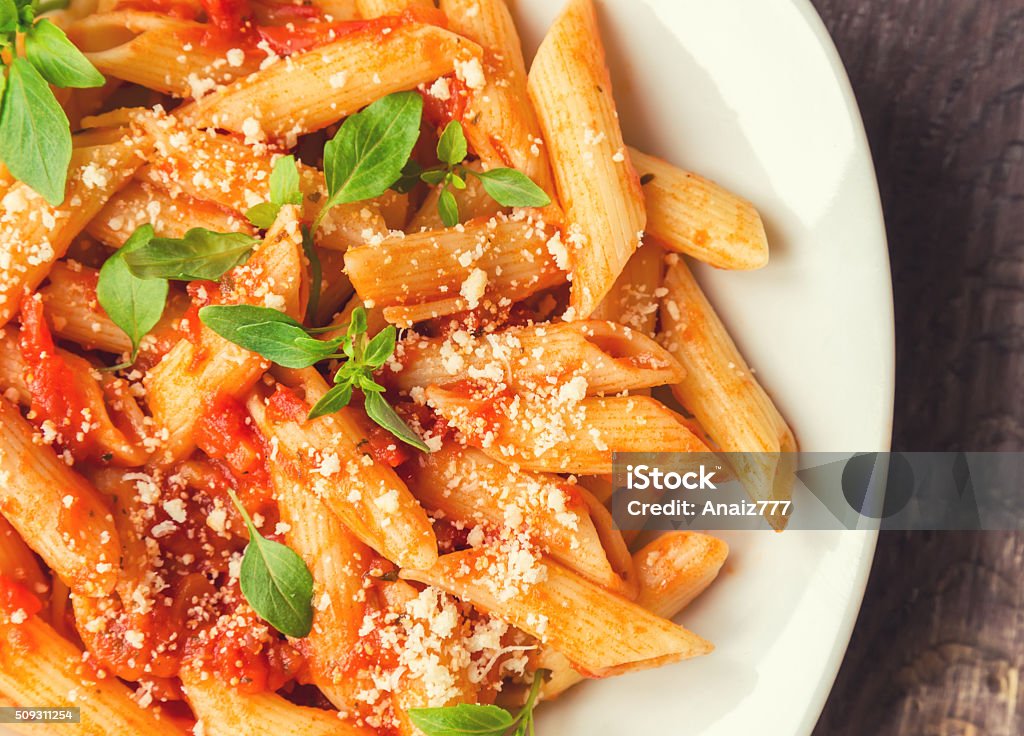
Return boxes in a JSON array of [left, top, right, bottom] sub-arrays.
[[810, 1, 1024, 734]]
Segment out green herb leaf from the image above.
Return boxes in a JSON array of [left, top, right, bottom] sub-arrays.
[[123, 228, 258, 281], [199, 304, 342, 368], [0, 58, 72, 205], [391, 159, 423, 194], [321, 91, 423, 214], [227, 489, 314, 638], [448, 171, 467, 190], [0, 0, 18, 32], [407, 704, 514, 736], [436, 120, 468, 167], [270, 154, 302, 206], [307, 382, 353, 420], [96, 225, 168, 364], [25, 20, 104, 89], [302, 226, 321, 324], [363, 390, 429, 452], [420, 168, 447, 186], [472, 168, 551, 208], [347, 306, 368, 339], [245, 202, 279, 229], [362, 325, 396, 369], [438, 187, 459, 227]]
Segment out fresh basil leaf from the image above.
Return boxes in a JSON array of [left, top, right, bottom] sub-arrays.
[[96, 225, 168, 363], [245, 202, 280, 229], [333, 359, 362, 384], [420, 168, 447, 186], [438, 188, 459, 227], [473, 168, 551, 208], [362, 324, 396, 368], [0, 0, 17, 32], [436, 120, 467, 167], [302, 226, 321, 323], [0, 58, 72, 205], [363, 390, 429, 452], [123, 228, 258, 281], [270, 154, 302, 206], [307, 382, 353, 420], [25, 20, 104, 89], [407, 703, 514, 736], [357, 374, 385, 393], [347, 306, 368, 339], [227, 489, 313, 639], [448, 171, 467, 190], [199, 305, 342, 368], [391, 159, 423, 194], [322, 91, 423, 211]]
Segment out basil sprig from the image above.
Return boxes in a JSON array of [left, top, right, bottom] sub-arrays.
[[408, 669, 550, 736], [398, 120, 551, 227], [225, 488, 313, 639], [95, 224, 168, 368], [0, 1, 105, 204], [200, 304, 429, 451], [246, 154, 303, 229]]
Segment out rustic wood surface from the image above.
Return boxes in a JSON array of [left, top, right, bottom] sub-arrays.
[[810, 1, 1024, 734]]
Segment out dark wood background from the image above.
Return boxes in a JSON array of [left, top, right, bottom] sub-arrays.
[[809, 1, 1024, 734]]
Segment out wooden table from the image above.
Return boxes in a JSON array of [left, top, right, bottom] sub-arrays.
[[809, 1, 1024, 734]]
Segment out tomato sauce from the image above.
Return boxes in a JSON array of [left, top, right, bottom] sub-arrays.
[[0, 576, 42, 618], [18, 295, 97, 462], [195, 393, 270, 487], [421, 74, 470, 127], [265, 384, 308, 423]]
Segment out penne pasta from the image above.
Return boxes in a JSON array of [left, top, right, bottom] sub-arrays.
[[389, 319, 684, 396], [0, 398, 120, 597], [0, 136, 147, 327], [591, 241, 665, 336], [145, 206, 304, 462], [402, 547, 712, 677], [0, 516, 48, 599], [630, 147, 770, 270], [247, 371, 437, 569], [344, 215, 567, 326], [426, 387, 710, 475], [528, 0, 645, 318], [658, 256, 797, 529], [0, 614, 186, 734], [185, 22, 482, 142]]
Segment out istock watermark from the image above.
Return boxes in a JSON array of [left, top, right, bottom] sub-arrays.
[[610, 452, 1024, 531]]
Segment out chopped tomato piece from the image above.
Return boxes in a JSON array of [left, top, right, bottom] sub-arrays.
[[199, 0, 254, 38], [266, 384, 308, 423], [18, 295, 96, 461], [256, 21, 369, 55], [194, 394, 266, 480]]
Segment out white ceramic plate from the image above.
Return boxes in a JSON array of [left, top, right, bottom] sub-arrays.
[[511, 0, 895, 734]]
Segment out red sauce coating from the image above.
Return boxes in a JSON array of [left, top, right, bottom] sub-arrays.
[[0, 576, 42, 618], [265, 384, 308, 423], [18, 295, 97, 461], [195, 393, 269, 484], [421, 74, 469, 127]]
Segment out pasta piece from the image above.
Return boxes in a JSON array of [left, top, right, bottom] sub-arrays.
[[145, 206, 304, 462], [0, 136, 147, 327], [405, 445, 628, 594], [137, 120, 383, 250], [247, 370, 437, 569], [527, 0, 645, 317], [440, 0, 556, 196], [0, 614, 186, 734], [426, 388, 710, 475], [39, 261, 190, 362], [248, 387, 375, 706], [575, 486, 637, 599], [0, 326, 149, 466], [541, 531, 728, 697], [402, 547, 712, 677], [184, 22, 482, 141], [591, 242, 665, 336], [630, 147, 769, 270], [180, 665, 372, 736], [344, 216, 566, 326], [71, 12, 264, 97], [86, 180, 253, 249], [658, 256, 797, 529], [314, 249, 354, 326], [390, 320, 684, 396], [0, 399, 120, 597], [314, 0, 359, 20]]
